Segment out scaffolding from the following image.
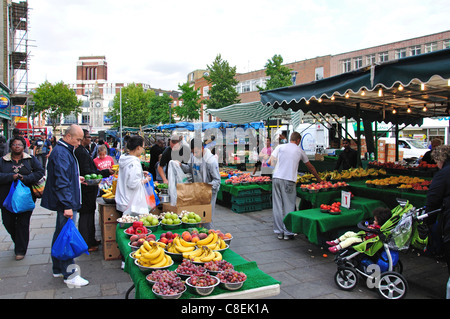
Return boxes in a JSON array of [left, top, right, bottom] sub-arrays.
[[8, 0, 31, 100]]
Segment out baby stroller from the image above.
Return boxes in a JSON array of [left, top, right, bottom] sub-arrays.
[[333, 200, 440, 299]]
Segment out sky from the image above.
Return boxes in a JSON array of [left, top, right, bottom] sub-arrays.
[[26, 0, 450, 91]]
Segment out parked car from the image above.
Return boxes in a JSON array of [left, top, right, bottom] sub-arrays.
[[379, 137, 429, 160]]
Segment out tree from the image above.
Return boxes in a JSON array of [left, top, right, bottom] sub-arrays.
[[175, 82, 201, 121], [31, 81, 82, 131], [108, 83, 155, 128], [148, 93, 174, 124], [258, 54, 293, 91], [203, 54, 240, 110]]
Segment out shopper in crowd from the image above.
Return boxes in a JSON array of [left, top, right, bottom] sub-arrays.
[[115, 135, 152, 215], [268, 132, 322, 240], [425, 145, 450, 276], [155, 154, 164, 183], [4, 128, 29, 155], [335, 138, 358, 170], [158, 133, 189, 184], [180, 138, 221, 228], [258, 137, 273, 176], [0, 135, 6, 156], [0, 136, 44, 260], [75, 130, 113, 252], [94, 145, 115, 171], [32, 132, 52, 170], [149, 139, 165, 181], [41, 124, 89, 287], [421, 138, 442, 165]]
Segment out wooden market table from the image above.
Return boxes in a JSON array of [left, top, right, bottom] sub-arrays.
[[116, 224, 280, 299], [284, 196, 387, 245]]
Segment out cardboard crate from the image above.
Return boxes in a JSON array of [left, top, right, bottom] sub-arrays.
[[101, 222, 117, 242], [103, 240, 122, 261], [162, 203, 212, 223], [98, 202, 120, 224]]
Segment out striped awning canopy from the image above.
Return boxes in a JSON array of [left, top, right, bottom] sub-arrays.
[[205, 101, 304, 129]]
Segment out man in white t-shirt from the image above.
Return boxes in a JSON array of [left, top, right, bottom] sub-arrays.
[[268, 132, 322, 240]]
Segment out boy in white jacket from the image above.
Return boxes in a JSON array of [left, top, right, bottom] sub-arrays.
[[181, 138, 221, 228]]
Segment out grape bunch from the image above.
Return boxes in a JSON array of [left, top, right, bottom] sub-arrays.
[[204, 260, 234, 272], [152, 276, 185, 295], [188, 274, 218, 287], [176, 259, 206, 276], [216, 270, 247, 283], [147, 270, 178, 283]]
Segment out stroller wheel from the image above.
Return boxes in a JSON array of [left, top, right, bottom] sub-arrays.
[[377, 272, 408, 299], [334, 267, 358, 291]]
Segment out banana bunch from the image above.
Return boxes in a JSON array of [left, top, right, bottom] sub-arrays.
[[134, 240, 172, 268], [166, 236, 197, 254], [102, 188, 115, 199], [182, 246, 222, 262]]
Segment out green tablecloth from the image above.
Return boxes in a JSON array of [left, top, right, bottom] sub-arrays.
[[347, 180, 427, 209], [116, 224, 280, 299], [218, 179, 272, 200], [283, 196, 386, 245], [296, 188, 342, 208]]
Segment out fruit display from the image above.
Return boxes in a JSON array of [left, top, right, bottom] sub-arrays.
[[161, 212, 181, 226], [140, 214, 160, 227], [152, 276, 185, 297], [129, 233, 156, 248], [320, 202, 341, 214], [175, 259, 207, 277], [146, 269, 178, 284], [154, 182, 168, 190], [297, 168, 386, 184], [166, 236, 197, 254], [194, 231, 228, 250], [158, 231, 178, 244], [188, 274, 218, 287], [225, 173, 271, 185], [117, 214, 139, 224], [216, 269, 247, 284], [180, 210, 202, 224], [366, 176, 429, 188], [418, 161, 437, 169], [299, 181, 348, 192], [134, 240, 173, 268], [182, 246, 223, 262], [204, 260, 234, 273], [125, 221, 149, 235]]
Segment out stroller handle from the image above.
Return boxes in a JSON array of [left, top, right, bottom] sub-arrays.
[[415, 207, 441, 221]]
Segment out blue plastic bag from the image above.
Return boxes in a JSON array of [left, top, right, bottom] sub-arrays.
[[51, 219, 89, 260], [144, 174, 160, 208], [3, 180, 35, 213]]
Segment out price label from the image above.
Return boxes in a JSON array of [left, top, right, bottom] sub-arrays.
[[341, 191, 351, 209]]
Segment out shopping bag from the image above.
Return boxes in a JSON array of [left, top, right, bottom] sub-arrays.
[[144, 175, 160, 209], [3, 180, 35, 213], [12, 180, 35, 213], [51, 219, 89, 260], [31, 176, 46, 198], [2, 181, 16, 213], [123, 183, 149, 215]]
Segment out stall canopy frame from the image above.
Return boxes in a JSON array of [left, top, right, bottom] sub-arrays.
[[260, 48, 450, 127]]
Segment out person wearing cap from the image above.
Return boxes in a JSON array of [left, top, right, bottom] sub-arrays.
[[32, 132, 52, 170], [157, 133, 190, 184]]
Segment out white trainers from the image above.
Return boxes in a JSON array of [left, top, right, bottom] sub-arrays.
[[64, 275, 89, 288]]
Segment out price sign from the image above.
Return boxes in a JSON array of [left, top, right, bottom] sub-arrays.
[[341, 191, 352, 209]]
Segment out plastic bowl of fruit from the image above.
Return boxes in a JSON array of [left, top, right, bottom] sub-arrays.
[[223, 235, 233, 246], [217, 270, 247, 291], [86, 178, 102, 186], [185, 274, 220, 296], [152, 278, 186, 299], [160, 221, 181, 230], [213, 243, 229, 253]]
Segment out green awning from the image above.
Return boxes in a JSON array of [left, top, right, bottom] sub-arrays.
[[0, 82, 12, 121], [260, 49, 450, 126], [205, 101, 304, 130]]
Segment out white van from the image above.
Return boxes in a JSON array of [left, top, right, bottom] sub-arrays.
[[379, 137, 429, 160]]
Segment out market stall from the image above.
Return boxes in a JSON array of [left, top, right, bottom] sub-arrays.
[[115, 224, 280, 299], [283, 196, 387, 245]]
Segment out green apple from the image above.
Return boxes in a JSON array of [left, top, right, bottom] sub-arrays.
[[194, 215, 201, 222]]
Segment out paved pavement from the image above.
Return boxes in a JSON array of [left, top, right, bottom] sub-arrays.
[[0, 198, 448, 299]]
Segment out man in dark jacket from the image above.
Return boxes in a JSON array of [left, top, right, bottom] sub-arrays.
[[425, 145, 450, 276], [335, 138, 358, 170], [41, 124, 89, 287], [75, 129, 113, 251]]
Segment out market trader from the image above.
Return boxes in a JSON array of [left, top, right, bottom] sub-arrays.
[[158, 133, 189, 184], [41, 124, 89, 287], [335, 138, 358, 170], [268, 132, 322, 240]]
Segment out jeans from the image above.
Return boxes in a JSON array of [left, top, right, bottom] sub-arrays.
[[51, 210, 78, 279]]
